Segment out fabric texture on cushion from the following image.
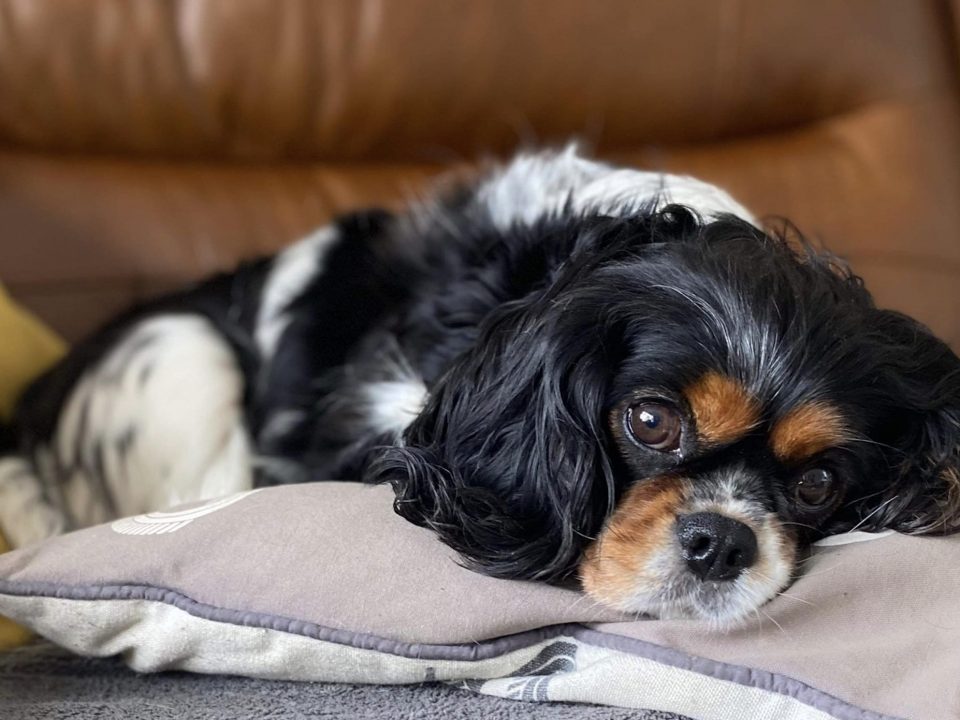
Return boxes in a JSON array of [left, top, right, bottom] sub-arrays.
[[0, 482, 955, 719]]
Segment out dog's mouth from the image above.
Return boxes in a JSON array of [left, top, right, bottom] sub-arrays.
[[578, 478, 796, 626]]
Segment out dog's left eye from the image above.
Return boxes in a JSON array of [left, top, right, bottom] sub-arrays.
[[794, 468, 837, 508], [626, 402, 683, 451]]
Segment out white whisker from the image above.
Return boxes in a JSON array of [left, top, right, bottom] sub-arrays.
[[749, 569, 817, 607], [797, 562, 843, 579], [849, 496, 897, 533], [761, 608, 788, 636]]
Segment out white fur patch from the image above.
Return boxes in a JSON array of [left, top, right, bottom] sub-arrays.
[[46, 316, 252, 527], [255, 226, 338, 359], [364, 378, 429, 438], [0, 457, 66, 548], [478, 145, 756, 230]]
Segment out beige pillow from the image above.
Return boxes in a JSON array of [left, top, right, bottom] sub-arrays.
[[0, 482, 955, 720]]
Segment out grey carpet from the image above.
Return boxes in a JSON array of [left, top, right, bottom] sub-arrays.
[[0, 642, 690, 720]]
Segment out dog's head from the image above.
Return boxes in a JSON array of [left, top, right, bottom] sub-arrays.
[[368, 200, 960, 625]]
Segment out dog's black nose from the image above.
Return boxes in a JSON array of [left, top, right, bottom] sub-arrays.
[[675, 512, 758, 582]]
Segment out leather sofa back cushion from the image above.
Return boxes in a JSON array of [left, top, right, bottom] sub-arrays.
[[0, 1, 953, 160], [0, 0, 957, 345]]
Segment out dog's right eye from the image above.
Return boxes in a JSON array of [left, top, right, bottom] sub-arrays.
[[626, 402, 683, 451], [793, 468, 838, 509]]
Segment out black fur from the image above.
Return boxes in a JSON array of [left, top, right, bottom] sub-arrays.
[[11, 182, 960, 597], [364, 206, 960, 583]]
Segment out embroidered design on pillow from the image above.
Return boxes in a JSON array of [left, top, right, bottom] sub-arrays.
[[111, 490, 260, 536]]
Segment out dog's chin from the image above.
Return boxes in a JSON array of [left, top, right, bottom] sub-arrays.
[[664, 570, 791, 627], [586, 563, 794, 629]]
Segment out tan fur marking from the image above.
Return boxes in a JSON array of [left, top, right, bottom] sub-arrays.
[[770, 403, 847, 462], [685, 372, 760, 446], [579, 478, 686, 606]]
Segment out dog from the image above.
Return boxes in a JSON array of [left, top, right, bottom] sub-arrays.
[[2, 146, 958, 625]]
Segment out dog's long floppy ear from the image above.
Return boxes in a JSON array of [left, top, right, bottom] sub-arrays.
[[365, 290, 618, 582], [858, 310, 960, 535]]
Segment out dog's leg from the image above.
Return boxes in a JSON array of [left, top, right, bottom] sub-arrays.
[[15, 314, 252, 535]]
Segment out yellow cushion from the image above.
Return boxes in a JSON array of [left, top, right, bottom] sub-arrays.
[[0, 285, 66, 648], [0, 286, 66, 421]]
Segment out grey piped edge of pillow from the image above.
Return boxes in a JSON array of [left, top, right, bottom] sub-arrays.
[[0, 579, 897, 720]]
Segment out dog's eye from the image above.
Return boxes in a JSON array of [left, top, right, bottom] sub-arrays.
[[794, 468, 836, 508], [626, 402, 682, 451]]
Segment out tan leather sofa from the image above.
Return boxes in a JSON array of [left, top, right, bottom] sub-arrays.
[[0, 0, 958, 347]]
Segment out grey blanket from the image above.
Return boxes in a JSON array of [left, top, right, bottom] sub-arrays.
[[0, 642, 686, 720]]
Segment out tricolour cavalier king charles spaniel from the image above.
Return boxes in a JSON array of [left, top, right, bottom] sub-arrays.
[[3, 147, 959, 625]]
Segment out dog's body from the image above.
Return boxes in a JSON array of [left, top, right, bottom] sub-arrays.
[[3, 148, 959, 625]]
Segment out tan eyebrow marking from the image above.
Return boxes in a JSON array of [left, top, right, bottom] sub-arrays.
[[684, 372, 760, 446], [770, 403, 848, 462]]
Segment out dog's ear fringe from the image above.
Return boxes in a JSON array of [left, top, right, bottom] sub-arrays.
[[853, 308, 960, 536], [361, 241, 625, 583], [861, 461, 960, 537], [856, 468, 958, 537], [887, 449, 960, 536], [937, 465, 960, 532], [370, 445, 582, 581], [925, 464, 960, 534]]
